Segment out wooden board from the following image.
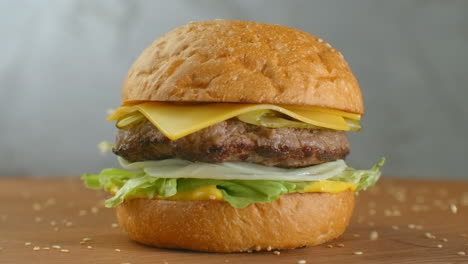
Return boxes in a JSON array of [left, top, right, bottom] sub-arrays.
[[0, 177, 467, 264]]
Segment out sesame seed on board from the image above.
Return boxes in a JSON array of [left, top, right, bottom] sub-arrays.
[[91, 207, 99, 214], [450, 204, 458, 214]]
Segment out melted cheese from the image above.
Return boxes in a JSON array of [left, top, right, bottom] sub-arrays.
[[108, 102, 361, 140], [157, 180, 356, 201], [303, 180, 356, 193], [164, 185, 223, 201]]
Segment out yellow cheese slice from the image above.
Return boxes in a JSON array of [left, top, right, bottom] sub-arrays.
[[164, 185, 223, 201], [303, 180, 356, 193], [108, 102, 361, 140]]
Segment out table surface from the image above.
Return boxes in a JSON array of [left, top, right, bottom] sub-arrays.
[[0, 177, 467, 264]]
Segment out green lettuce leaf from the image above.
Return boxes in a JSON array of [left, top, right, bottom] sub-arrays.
[[82, 158, 384, 208], [329, 157, 385, 192]]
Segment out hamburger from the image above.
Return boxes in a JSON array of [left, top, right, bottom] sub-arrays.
[[83, 20, 384, 252]]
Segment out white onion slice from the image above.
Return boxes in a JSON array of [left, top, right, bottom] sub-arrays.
[[118, 157, 347, 182]]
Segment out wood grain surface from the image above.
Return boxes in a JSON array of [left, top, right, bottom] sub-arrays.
[[0, 178, 467, 264]]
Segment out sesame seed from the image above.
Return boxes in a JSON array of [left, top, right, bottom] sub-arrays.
[[60, 249, 70, 253], [392, 225, 399, 230], [52, 245, 61, 249], [318, 38, 324, 43], [42, 247, 50, 250], [65, 221, 73, 227], [33, 246, 40, 251], [408, 224, 416, 229], [50, 221, 57, 226], [325, 43, 332, 48], [461, 193, 468, 206], [354, 251, 364, 255], [111, 223, 119, 228], [45, 198, 56, 206], [326, 244, 334, 248], [436, 244, 443, 248], [82, 237, 92, 241], [416, 196, 425, 203], [336, 243, 344, 248], [91, 207, 99, 214], [425, 232, 436, 239], [450, 204, 458, 214], [266, 246, 272, 251], [79, 210, 87, 216], [25, 242, 32, 246], [441, 238, 448, 242], [438, 189, 448, 197], [370, 231, 379, 241], [32, 203, 42, 211], [115, 249, 121, 252], [209, 195, 217, 200], [255, 245, 261, 251], [357, 215, 366, 223], [87, 246, 93, 249], [80, 241, 86, 245], [457, 251, 466, 256], [273, 250, 281, 255], [297, 260, 307, 264]]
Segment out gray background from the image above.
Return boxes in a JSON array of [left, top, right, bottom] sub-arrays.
[[1, 0, 467, 179]]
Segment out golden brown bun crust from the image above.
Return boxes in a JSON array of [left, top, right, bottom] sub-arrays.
[[122, 20, 364, 114], [116, 191, 354, 252]]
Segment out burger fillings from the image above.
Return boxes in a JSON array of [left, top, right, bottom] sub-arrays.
[[82, 20, 384, 252]]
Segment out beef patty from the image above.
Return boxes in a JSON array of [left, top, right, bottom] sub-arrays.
[[113, 119, 349, 167]]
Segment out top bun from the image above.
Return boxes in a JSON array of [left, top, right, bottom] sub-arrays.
[[122, 20, 364, 114]]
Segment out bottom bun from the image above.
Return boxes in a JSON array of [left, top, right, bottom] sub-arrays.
[[116, 191, 354, 252]]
